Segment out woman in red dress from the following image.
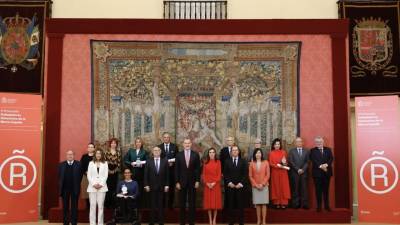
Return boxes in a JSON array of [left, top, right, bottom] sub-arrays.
[[202, 147, 222, 225], [269, 138, 291, 209]]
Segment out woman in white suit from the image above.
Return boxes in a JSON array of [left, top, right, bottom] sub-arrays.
[[87, 149, 108, 225]]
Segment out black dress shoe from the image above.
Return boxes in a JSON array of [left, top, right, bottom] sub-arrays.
[[317, 208, 322, 212], [325, 207, 332, 212], [302, 206, 309, 210]]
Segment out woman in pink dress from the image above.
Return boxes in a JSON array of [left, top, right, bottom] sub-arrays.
[[202, 148, 222, 225]]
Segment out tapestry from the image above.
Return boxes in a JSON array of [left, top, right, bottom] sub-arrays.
[[338, 0, 400, 94], [0, 0, 51, 94], [91, 41, 300, 155]]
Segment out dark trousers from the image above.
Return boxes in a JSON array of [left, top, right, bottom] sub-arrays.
[[133, 167, 146, 208], [290, 172, 309, 207], [115, 197, 137, 222], [105, 173, 119, 208], [164, 187, 175, 208], [179, 186, 196, 225], [150, 190, 165, 225], [62, 190, 79, 225], [164, 168, 175, 208], [226, 187, 244, 225], [313, 176, 331, 209]]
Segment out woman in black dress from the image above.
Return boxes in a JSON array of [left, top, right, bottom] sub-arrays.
[[105, 137, 122, 208], [80, 143, 95, 209]]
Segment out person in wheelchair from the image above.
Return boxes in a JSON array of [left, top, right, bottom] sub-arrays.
[[113, 168, 140, 224]]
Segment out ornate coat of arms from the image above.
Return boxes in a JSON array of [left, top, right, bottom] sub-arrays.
[[352, 17, 398, 77], [0, 14, 40, 72]]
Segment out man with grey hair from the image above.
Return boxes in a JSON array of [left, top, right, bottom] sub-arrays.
[[247, 138, 269, 162], [220, 136, 240, 170], [58, 150, 82, 225], [310, 136, 333, 212], [288, 137, 310, 209], [144, 146, 169, 225]]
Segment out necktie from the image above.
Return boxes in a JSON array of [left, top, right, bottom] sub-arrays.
[[234, 158, 237, 167], [228, 147, 231, 154], [156, 158, 159, 173], [166, 144, 169, 153], [298, 148, 302, 157], [319, 147, 323, 155], [185, 150, 190, 167]]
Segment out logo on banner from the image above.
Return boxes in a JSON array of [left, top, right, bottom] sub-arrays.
[[0, 13, 40, 73], [0, 149, 37, 193], [360, 150, 399, 194], [351, 17, 398, 77]]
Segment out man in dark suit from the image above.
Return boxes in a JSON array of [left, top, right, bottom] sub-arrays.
[[288, 137, 310, 209], [158, 132, 178, 208], [223, 146, 248, 225], [144, 146, 170, 225], [219, 136, 241, 210], [58, 150, 82, 225], [175, 138, 200, 225], [219, 136, 235, 172], [310, 136, 334, 212]]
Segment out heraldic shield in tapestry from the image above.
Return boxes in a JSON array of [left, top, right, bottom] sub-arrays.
[[0, 0, 51, 94], [339, 0, 400, 94], [91, 41, 300, 155]]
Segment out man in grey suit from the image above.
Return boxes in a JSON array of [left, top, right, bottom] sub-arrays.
[[288, 137, 310, 209], [247, 138, 270, 162]]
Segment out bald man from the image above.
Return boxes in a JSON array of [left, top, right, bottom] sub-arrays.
[[58, 150, 82, 225]]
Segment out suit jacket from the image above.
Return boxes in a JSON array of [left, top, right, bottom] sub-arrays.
[[87, 161, 109, 192], [144, 157, 169, 191], [309, 146, 333, 178], [288, 147, 310, 175], [175, 149, 200, 188], [58, 160, 82, 196], [223, 158, 248, 186], [158, 142, 178, 160], [248, 160, 270, 187], [124, 148, 148, 166], [219, 146, 241, 172]]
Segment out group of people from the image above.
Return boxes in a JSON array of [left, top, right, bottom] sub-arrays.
[[59, 133, 334, 225]]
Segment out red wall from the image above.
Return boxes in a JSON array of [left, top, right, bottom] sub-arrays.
[[44, 19, 350, 218], [60, 34, 334, 159]]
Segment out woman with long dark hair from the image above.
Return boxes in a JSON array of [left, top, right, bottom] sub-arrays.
[[202, 148, 222, 225], [249, 148, 270, 225], [268, 138, 291, 209]]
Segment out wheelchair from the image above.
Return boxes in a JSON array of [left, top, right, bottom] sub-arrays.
[[107, 195, 140, 225]]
